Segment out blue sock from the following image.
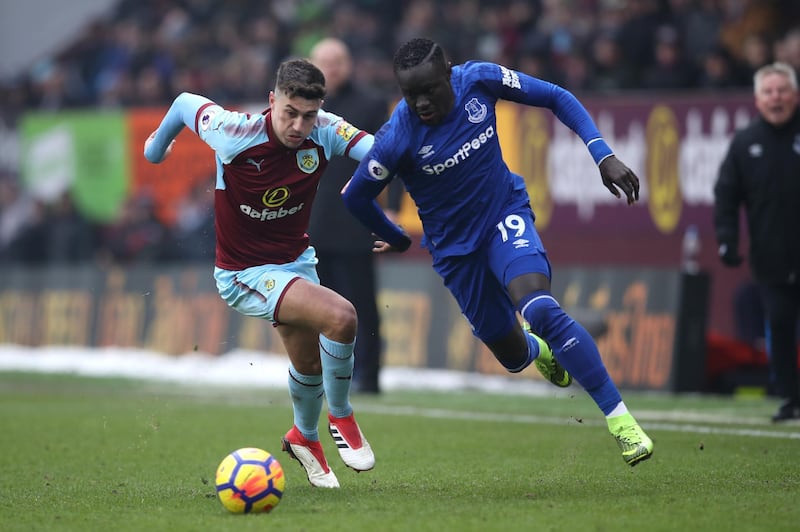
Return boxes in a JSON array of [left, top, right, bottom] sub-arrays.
[[319, 334, 355, 419], [519, 291, 622, 415], [287, 364, 324, 441]]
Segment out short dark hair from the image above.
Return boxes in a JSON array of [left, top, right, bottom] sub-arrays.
[[393, 38, 447, 73], [275, 59, 326, 99]]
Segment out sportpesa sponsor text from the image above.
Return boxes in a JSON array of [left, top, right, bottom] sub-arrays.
[[422, 125, 494, 175]]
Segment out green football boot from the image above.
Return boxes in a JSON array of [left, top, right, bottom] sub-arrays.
[[608, 413, 654, 466]]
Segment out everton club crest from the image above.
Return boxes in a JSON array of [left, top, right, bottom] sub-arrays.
[[465, 97, 487, 124]]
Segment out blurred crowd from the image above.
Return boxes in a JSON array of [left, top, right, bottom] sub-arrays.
[[5, 0, 800, 111], [1, 0, 800, 265], [0, 179, 216, 266]]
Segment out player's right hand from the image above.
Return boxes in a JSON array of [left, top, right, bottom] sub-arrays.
[[599, 155, 639, 205]]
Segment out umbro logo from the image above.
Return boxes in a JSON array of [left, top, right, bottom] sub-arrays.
[[512, 238, 529, 249], [417, 145, 435, 159], [561, 337, 579, 352], [246, 158, 265, 172]]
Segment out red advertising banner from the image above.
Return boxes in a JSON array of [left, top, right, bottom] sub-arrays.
[[128, 108, 216, 225]]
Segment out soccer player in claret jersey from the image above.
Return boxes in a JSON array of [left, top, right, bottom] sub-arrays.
[[343, 38, 653, 466], [144, 59, 375, 488]]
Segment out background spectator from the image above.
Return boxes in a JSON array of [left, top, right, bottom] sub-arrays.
[[98, 191, 169, 265], [165, 179, 215, 262], [308, 37, 396, 394]]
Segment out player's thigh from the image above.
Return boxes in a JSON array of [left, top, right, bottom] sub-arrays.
[[278, 279, 356, 340], [486, 206, 551, 289], [434, 253, 516, 344]]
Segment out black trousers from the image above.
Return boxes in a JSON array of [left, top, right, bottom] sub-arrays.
[[760, 281, 800, 403], [315, 252, 382, 389]]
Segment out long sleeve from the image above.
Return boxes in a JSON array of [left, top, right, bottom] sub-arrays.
[[144, 92, 216, 163]]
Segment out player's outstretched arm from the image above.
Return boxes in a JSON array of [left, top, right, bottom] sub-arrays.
[[599, 155, 640, 205], [143, 92, 215, 164], [523, 82, 638, 205]]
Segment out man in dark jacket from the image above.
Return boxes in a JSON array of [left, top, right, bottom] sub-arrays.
[[714, 61, 800, 421], [309, 38, 398, 393]]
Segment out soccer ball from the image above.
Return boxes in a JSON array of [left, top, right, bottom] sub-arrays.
[[215, 447, 285, 514]]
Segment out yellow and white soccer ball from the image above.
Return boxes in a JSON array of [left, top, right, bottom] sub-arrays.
[[215, 447, 285, 513]]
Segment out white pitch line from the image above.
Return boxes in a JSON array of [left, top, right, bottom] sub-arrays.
[[354, 403, 800, 440], [636, 421, 800, 439], [633, 409, 769, 426]]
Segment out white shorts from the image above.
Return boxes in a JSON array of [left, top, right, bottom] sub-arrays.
[[214, 246, 320, 323]]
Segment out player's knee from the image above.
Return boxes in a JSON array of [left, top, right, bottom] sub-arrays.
[[326, 300, 357, 342], [485, 327, 530, 373]]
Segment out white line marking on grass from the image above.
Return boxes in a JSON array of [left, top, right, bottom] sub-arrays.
[[634, 410, 769, 426], [640, 421, 800, 439], [356, 404, 800, 441]]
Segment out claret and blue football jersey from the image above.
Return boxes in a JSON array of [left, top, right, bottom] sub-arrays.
[[144, 92, 373, 269]]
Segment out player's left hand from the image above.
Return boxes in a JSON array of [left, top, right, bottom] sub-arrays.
[[599, 155, 639, 205], [372, 240, 398, 253], [372, 229, 412, 254]]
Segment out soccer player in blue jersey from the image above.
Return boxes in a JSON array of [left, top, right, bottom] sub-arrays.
[[342, 38, 653, 466], [144, 59, 376, 487]]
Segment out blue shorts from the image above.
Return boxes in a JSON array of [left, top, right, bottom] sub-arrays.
[[214, 246, 320, 323], [432, 206, 551, 344]]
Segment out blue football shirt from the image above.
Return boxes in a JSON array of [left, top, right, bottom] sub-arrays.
[[346, 61, 612, 257]]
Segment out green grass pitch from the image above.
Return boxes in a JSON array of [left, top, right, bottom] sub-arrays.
[[1, 372, 798, 531]]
